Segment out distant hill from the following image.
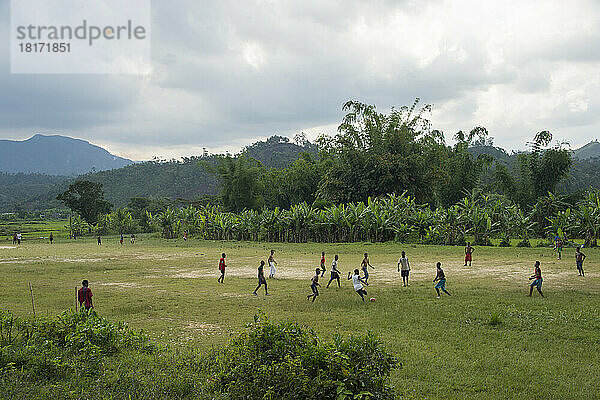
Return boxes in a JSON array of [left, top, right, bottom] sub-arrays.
[[0, 134, 133, 176], [573, 140, 600, 160], [4, 135, 318, 211], [0, 172, 67, 211], [243, 135, 318, 169]]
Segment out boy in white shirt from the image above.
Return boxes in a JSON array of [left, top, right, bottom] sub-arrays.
[[397, 251, 410, 287]]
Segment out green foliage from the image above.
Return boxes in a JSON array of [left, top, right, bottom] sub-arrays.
[[56, 180, 112, 226], [211, 155, 266, 212], [0, 310, 154, 378], [204, 314, 398, 400]]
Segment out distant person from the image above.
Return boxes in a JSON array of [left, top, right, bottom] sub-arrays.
[[49, 232, 54, 244], [268, 250, 277, 279], [327, 254, 341, 288], [16, 233, 22, 245], [183, 231, 188, 241], [253, 260, 269, 296], [78, 280, 94, 310], [320, 252, 326, 277], [120, 234, 124, 245], [361, 253, 374, 284], [307, 268, 321, 302], [97, 235, 102, 245], [433, 262, 451, 298], [555, 237, 563, 260], [348, 269, 368, 302], [464, 242, 474, 266], [12, 233, 17, 245], [575, 246, 586, 277], [528, 261, 544, 297], [397, 251, 410, 287], [218, 253, 227, 283], [130, 234, 135, 244]]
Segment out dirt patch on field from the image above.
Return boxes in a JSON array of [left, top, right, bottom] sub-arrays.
[[185, 322, 221, 335], [96, 282, 153, 289], [0, 246, 16, 249]]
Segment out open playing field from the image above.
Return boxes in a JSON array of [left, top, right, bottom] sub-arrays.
[[1, 235, 599, 399]]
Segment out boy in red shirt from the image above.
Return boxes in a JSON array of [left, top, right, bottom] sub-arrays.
[[78, 280, 94, 310], [320, 252, 326, 277], [218, 253, 227, 283]]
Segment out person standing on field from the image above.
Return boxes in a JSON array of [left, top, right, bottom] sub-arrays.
[[253, 261, 269, 296], [320, 252, 326, 277], [575, 247, 586, 276], [49, 232, 54, 244], [268, 250, 277, 278], [464, 242, 474, 266], [361, 253, 374, 284], [130, 234, 135, 244], [16, 232, 22, 245], [528, 260, 544, 297], [97, 235, 102, 245], [12, 233, 17, 245], [398, 251, 410, 287], [555, 237, 563, 260], [307, 268, 321, 302], [78, 280, 94, 310], [218, 253, 227, 283], [327, 254, 341, 288]]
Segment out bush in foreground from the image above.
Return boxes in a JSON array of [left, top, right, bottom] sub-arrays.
[[203, 314, 398, 400], [0, 311, 398, 399]]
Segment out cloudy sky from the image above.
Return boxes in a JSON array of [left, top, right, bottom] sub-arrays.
[[1, 0, 599, 160]]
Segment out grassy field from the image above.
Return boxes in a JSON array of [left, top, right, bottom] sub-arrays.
[[1, 235, 599, 399]]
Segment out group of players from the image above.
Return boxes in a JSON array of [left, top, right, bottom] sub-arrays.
[[213, 241, 590, 303]]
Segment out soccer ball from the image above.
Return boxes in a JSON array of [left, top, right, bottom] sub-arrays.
[[370, 297, 376, 302]]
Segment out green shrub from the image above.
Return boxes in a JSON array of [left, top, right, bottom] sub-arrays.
[[0, 309, 155, 378], [203, 314, 398, 400]]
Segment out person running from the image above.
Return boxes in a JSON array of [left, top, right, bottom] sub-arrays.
[[16, 233, 22, 245], [464, 242, 474, 266], [575, 247, 586, 277], [320, 252, 326, 277], [528, 261, 544, 297], [130, 234, 135, 244], [268, 250, 277, 278], [348, 269, 368, 301], [327, 255, 341, 288], [361, 253, 374, 284], [253, 261, 269, 296], [97, 235, 102, 245], [218, 253, 227, 283], [555, 237, 563, 260], [120, 234, 124, 245], [433, 262, 451, 298], [397, 251, 410, 287], [307, 268, 321, 302], [49, 232, 54, 244], [77, 280, 94, 310]]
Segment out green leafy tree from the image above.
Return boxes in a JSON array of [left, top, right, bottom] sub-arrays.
[[56, 180, 112, 226], [209, 155, 265, 212]]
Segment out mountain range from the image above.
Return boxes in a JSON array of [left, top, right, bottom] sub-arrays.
[[0, 134, 133, 176]]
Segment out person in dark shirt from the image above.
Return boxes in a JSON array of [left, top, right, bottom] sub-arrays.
[[97, 235, 102, 245], [120, 234, 124, 245], [575, 247, 586, 277], [218, 253, 227, 283], [464, 243, 474, 266], [307, 268, 321, 302], [433, 262, 451, 298], [49, 232, 54, 244], [528, 261, 544, 297], [253, 261, 269, 296], [327, 255, 341, 288], [78, 280, 94, 310]]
